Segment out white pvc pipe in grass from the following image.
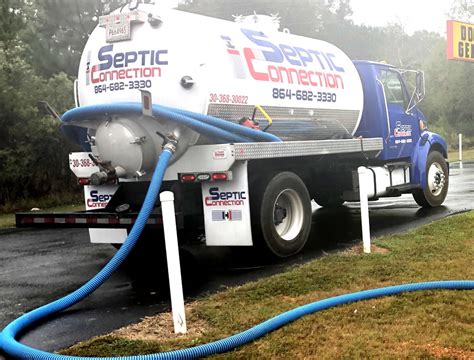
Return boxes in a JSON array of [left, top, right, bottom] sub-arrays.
[[358, 167, 371, 254], [160, 191, 187, 334]]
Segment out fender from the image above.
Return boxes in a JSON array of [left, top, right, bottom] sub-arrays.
[[411, 131, 448, 190]]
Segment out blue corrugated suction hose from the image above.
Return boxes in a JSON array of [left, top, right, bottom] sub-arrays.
[[164, 106, 282, 143], [0, 103, 472, 359], [61, 103, 250, 144], [0, 147, 174, 359], [60, 103, 281, 144], [1, 280, 472, 359]]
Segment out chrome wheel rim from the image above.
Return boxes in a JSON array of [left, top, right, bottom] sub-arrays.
[[273, 189, 304, 241], [427, 162, 446, 196]]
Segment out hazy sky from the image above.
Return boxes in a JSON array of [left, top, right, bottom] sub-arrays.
[[350, 0, 453, 35], [163, 0, 456, 35]]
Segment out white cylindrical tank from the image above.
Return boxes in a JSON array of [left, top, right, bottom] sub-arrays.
[[76, 3, 364, 178]]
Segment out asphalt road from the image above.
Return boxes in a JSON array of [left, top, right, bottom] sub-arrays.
[[0, 161, 471, 357]]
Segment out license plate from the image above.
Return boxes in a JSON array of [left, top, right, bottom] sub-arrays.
[[99, 11, 145, 43], [106, 22, 131, 42]]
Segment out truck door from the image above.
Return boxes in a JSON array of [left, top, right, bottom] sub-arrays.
[[379, 69, 419, 160]]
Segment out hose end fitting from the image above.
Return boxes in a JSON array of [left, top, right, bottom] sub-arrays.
[[163, 133, 179, 154]]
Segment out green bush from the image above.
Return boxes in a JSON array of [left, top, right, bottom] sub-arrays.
[[0, 45, 79, 207]]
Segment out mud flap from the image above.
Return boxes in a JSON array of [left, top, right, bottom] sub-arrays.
[[201, 161, 253, 246], [84, 184, 128, 244]]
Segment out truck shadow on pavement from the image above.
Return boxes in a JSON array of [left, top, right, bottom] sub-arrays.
[[120, 203, 449, 301]]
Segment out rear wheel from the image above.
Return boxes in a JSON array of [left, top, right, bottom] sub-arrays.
[[252, 172, 312, 257], [413, 151, 448, 207]]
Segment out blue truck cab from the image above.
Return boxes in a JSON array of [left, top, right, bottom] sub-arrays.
[[353, 61, 449, 207]]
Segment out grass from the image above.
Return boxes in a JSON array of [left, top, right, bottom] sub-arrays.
[[0, 191, 83, 214], [0, 190, 84, 228], [0, 203, 85, 229], [61, 211, 474, 359], [448, 147, 474, 162]]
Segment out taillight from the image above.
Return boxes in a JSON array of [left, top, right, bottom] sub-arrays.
[[78, 178, 90, 186], [180, 172, 231, 183], [212, 173, 228, 181], [181, 174, 196, 183]]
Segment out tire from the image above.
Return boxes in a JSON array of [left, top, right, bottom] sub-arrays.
[[251, 172, 312, 257], [313, 192, 345, 208], [413, 151, 449, 207]]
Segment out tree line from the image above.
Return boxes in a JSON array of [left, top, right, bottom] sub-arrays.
[[0, 0, 472, 210]]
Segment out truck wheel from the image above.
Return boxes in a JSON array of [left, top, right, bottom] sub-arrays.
[[313, 192, 345, 208], [252, 172, 312, 257], [413, 151, 449, 207]]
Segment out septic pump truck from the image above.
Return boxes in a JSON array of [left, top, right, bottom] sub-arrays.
[[16, 4, 449, 258]]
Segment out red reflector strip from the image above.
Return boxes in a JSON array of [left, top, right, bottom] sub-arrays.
[[143, 96, 150, 110], [19, 216, 163, 225], [22, 217, 34, 224], [212, 173, 228, 181]]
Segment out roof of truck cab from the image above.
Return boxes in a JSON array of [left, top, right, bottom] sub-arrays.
[[352, 60, 396, 68]]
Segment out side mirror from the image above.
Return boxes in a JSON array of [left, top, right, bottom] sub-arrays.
[[415, 71, 425, 101], [37, 101, 62, 122], [400, 69, 425, 113]]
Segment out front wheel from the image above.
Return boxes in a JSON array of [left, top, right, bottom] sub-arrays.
[[413, 151, 449, 207], [252, 172, 312, 257]]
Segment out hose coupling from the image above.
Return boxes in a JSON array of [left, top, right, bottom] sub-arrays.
[[163, 133, 179, 154], [88, 154, 126, 185]]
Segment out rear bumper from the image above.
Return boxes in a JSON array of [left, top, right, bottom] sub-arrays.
[[15, 211, 183, 229]]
